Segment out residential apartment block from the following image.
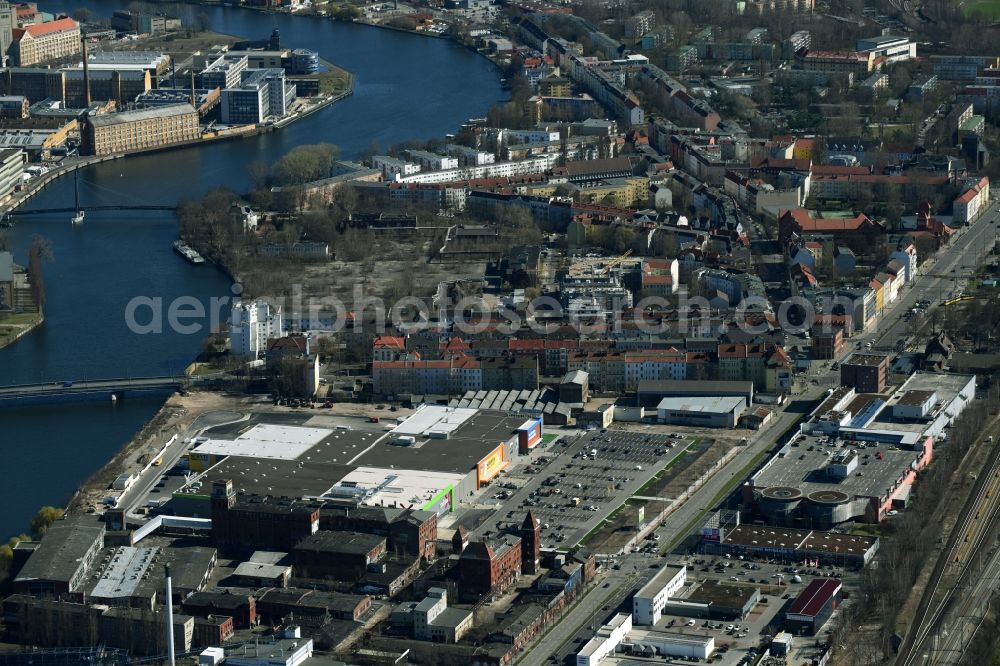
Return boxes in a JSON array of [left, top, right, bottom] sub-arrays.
[[953, 176, 990, 224], [229, 299, 284, 358]]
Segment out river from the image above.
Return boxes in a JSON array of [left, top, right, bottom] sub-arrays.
[[0, 1, 505, 539]]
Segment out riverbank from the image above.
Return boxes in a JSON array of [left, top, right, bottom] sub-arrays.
[[0, 74, 355, 222], [0, 311, 43, 350]]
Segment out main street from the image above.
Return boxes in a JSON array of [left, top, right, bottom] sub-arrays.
[[522, 200, 1000, 666], [870, 199, 1000, 353]]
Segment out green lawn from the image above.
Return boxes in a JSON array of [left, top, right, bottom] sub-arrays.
[[963, 0, 1000, 19], [0, 312, 42, 349], [0, 311, 41, 326]]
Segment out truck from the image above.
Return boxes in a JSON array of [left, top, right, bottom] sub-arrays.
[[570, 497, 581, 507]]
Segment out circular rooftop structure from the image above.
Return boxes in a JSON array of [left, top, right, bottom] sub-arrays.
[[808, 490, 851, 505], [760, 486, 804, 502]]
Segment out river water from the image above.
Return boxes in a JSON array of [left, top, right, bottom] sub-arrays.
[[0, 2, 504, 539]]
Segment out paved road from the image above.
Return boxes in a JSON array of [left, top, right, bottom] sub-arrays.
[[869, 199, 1000, 352], [119, 411, 248, 513]]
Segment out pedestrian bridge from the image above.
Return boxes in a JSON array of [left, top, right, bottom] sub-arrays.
[[0, 376, 187, 406]]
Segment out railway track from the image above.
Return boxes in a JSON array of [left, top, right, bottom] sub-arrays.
[[897, 435, 1000, 666]]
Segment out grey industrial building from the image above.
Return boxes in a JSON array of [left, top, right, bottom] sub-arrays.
[[637, 380, 754, 408], [13, 520, 105, 597], [656, 396, 745, 428]]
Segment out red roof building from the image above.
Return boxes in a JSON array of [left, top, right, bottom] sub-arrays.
[[9, 17, 80, 66], [786, 578, 841, 635]]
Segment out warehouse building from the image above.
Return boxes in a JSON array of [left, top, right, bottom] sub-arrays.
[[700, 516, 879, 568], [13, 520, 106, 598], [656, 396, 745, 428], [785, 578, 841, 635], [626, 628, 715, 660], [638, 380, 754, 408], [679, 580, 760, 620], [81, 103, 200, 156], [185, 407, 537, 538], [293, 531, 387, 581]]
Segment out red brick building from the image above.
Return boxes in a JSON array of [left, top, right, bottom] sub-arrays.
[[459, 534, 522, 601], [319, 505, 438, 560], [181, 592, 256, 629], [210, 480, 320, 553], [520, 512, 540, 575], [293, 531, 387, 581], [812, 329, 845, 360], [192, 615, 234, 648], [840, 353, 889, 393]]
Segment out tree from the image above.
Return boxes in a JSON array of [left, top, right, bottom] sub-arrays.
[[30, 506, 64, 539], [333, 4, 361, 20], [247, 160, 269, 190], [270, 143, 340, 186], [27, 235, 52, 309]]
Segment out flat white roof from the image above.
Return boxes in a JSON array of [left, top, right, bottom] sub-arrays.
[[334, 466, 466, 507], [192, 424, 330, 460], [656, 396, 745, 414], [630, 628, 714, 647], [635, 565, 686, 600], [392, 404, 479, 437]]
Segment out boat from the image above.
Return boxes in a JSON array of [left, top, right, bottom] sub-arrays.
[[172, 240, 206, 265], [70, 170, 84, 225]]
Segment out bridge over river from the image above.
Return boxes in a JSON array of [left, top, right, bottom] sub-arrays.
[[0, 376, 188, 406]]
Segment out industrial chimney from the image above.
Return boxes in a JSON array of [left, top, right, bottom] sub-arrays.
[[80, 33, 91, 108], [165, 564, 176, 666]]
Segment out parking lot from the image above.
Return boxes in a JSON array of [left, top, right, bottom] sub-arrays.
[[473, 429, 690, 548]]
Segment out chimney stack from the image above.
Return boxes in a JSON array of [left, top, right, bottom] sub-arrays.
[[165, 564, 176, 666], [80, 33, 91, 108]]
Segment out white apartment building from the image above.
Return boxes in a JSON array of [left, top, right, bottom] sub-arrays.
[[230, 299, 284, 358], [499, 128, 561, 144], [889, 243, 918, 284], [633, 565, 687, 625], [397, 155, 557, 184], [953, 176, 990, 224], [446, 144, 495, 166], [406, 149, 459, 171], [372, 155, 421, 179]]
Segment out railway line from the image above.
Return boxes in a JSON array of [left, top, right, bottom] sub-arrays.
[[896, 430, 1000, 666]]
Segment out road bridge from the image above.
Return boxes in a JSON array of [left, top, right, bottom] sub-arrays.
[[0, 376, 186, 406], [5, 205, 176, 217]]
